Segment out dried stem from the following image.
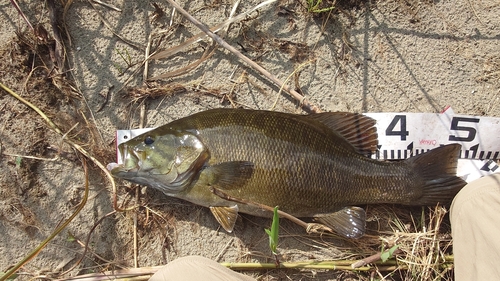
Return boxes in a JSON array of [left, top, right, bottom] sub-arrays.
[[149, 0, 239, 81], [10, 0, 34, 32], [149, 0, 277, 60]]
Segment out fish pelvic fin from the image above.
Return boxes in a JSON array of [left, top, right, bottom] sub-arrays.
[[307, 112, 378, 155], [407, 144, 467, 205], [314, 207, 366, 239], [210, 205, 239, 233]]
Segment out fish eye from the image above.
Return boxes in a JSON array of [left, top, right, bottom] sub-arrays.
[[144, 136, 154, 145]]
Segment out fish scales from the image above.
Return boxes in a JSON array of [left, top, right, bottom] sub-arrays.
[[172, 110, 413, 215]]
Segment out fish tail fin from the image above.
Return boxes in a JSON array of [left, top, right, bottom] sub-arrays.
[[406, 144, 466, 205]]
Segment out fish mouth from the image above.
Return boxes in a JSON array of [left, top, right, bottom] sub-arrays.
[[106, 162, 135, 174], [107, 144, 142, 175]]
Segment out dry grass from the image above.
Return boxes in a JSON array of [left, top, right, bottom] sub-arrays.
[[126, 83, 187, 103], [361, 205, 454, 280]]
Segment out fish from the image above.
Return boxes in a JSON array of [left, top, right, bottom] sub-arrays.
[[108, 108, 466, 238]]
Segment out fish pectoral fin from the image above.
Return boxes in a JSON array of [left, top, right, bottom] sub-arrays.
[[204, 161, 254, 189], [314, 207, 366, 239], [209, 205, 239, 233]]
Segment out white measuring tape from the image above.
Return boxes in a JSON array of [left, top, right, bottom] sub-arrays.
[[115, 107, 500, 183]]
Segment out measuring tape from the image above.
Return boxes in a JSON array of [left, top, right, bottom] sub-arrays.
[[115, 107, 500, 183]]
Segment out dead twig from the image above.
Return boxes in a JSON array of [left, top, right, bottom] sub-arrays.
[[62, 0, 74, 46], [149, 43, 218, 80], [10, 0, 35, 32], [92, 0, 122, 12], [55, 267, 161, 281], [149, 0, 276, 61], [47, 0, 66, 72]]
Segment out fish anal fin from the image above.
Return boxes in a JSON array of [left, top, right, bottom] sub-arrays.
[[204, 161, 254, 189], [314, 207, 366, 239], [209, 205, 239, 233], [307, 112, 378, 155]]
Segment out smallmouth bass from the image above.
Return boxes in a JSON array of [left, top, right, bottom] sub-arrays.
[[108, 109, 466, 238]]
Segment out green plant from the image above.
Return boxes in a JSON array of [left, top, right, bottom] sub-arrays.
[[306, 0, 335, 13], [15, 156, 22, 169], [116, 47, 133, 67], [265, 206, 280, 256], [381, 245, 399, 263]]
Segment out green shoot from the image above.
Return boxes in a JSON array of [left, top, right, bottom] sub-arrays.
[[381, 245, 399, 263], [265, 206, 279, 255], [66, 231, 76, 242], [116, 47, 133, 67], [15, 156, 22, 169], [306, 0, 335, 13]]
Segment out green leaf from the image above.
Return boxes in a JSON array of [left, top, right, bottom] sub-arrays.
[[265, 206, 280, 255], [381, 245, 399, 262], [0, 272, 19, 280]]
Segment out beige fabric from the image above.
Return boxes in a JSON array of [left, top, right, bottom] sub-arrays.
[[149, 256, 256, 281], [450, 174, 500, 281]]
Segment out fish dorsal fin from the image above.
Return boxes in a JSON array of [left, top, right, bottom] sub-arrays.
[[209, 205, 239, 233], [203, 161, 254, 190], [314, 207, 366, 239], [307, 112, 378, 155]]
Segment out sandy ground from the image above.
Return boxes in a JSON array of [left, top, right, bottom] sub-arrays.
[[0, 0, 499, 280]]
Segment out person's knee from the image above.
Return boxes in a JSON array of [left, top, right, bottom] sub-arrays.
[[450, 173, 500, 224], [451, 173, 500, 281], [149, 256, 256, 281]]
